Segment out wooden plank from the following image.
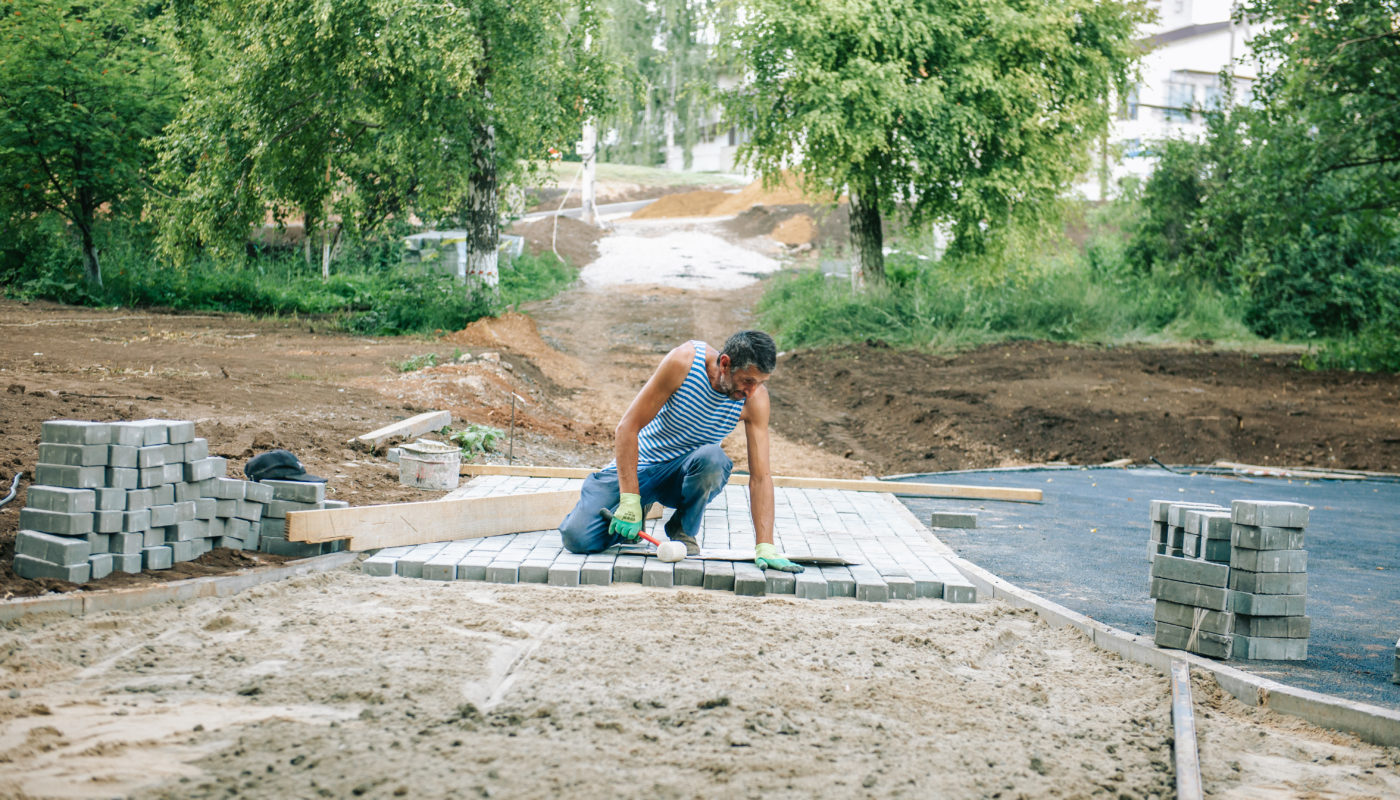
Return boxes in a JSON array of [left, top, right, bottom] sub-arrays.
[[618, 548, 858, 567], [1170, 661, 1204, 800], [355, 410, 452, 447], [1213, 460, 1365, 481], [286, 490, 579, 551], [460, 464, 1042, 503]]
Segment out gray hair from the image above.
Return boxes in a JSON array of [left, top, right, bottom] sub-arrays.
[[722, 330, 777, 374]]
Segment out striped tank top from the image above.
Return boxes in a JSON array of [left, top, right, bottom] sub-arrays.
[[628, 341, 745, 468]]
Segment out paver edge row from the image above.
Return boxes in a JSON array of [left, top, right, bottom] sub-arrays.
[[0, 551, 359, 623], [883, 499, 1400, 748]]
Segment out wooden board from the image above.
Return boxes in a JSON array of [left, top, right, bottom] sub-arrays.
[[355, 410, 452, 447], [459, 464, 1042, 503], [618, 547, 858, 566], [286, 489, 579, 551]]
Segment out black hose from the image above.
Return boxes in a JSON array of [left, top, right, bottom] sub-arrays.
[[0, 472, 21, 509], [1150, 457, 1188, 475]]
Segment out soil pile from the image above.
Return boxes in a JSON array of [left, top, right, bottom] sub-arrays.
[[508, 215, 605, 268], [628, 189, 734, 219], [724, 203, 852, 250], [771, 213, 816, 245], [630, 173, 839, 220]]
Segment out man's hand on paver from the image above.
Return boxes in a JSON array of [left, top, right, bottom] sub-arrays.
[[609, 493, 645, 541], [754, 542, 804, 574]]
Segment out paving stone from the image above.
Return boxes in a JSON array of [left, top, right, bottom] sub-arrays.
[[323, 499, 349, 511], [1231, 591, 1306, 617], [1234, 614, 1310, 638], [125, 488, 153, 510], [172, 500, 196, 522], [153, 484, 175, 505], [142, 546, 173, 570], [1151, 554, 1230, 587], [164, 521, 203, 542], [142, 528, 164, 548], [185, 438, 210, 461], [184, 457, 223, 482], [394, 544, 447, 578], [1230, 548, 1307, 573], [1231, 500, 1309, 529], [613, 555, 646, 583], [519, 561, 553, 583], [673, 559, 704, 587], [1202, 538, 1232, 564], [486, 561, 520, 584], [216, 499, 237, 517], [885, 575, 916, 600], [137, 467, 166, 488], [16, 530, 91, 565], [243, 481, 274, 503], [821, 566, 856, 598], [849, 567, 888, 603], [244, 524, 261, 552], [929, 511, 976, 529], [1154, 620, 1233, 659], [148, 504, 176, 527], [19, 507, 93, 536], [110, 531, 143, 555], [267, 499, 321, 518], [642, 559, 675, 588], [422, 549, 467, 581], [1150, 576, 1230, 611], [264, 480, 326, 503], [169, 539, 201, 562], [764, 568, 796, 595], [25, 486, 96, 514], [214, 536, 246, 550], [41, 420, 111, 445], [943, 581, 978, 603], [113, 552, 142, 574], [361, 549, 408, 577], [579, 557, 614, 586], [14, 554, 91, 582], [910, 571, 945, 599], [38, 442, 110, 467], [194, 498, 216, 519], [211, 477, 245, 500], [135, 445, 166, 469], [161, 443, 185, 464], [84, 532, 111, 554], [93, 509, 123, 533], [261, 518, 285, 538], [36, 464, 106, 489], [1181, 534, 1200, 559], [225, 518, 251, 539], [161, 463, 184, 484], [1229, 570, 1307, 595], [1235, 634, 1308, 660], [104, 422, 144, 447], [120, 507, 151, 533], [547, 561, 581, 586], [1153, 599, 1233, 635], [1166, 502, 1226, 527], [794, 570, 828, 599], [702, 560, 734, 591], [86, 553, 114, 580], [733, 563, 766, 596], [448, 555, 489, 581], [236, 499, 264, 521], [165, 419, 195, 444]]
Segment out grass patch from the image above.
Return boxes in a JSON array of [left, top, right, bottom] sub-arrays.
[[527, 160, 749, 189], [394, 353, 440, 373]]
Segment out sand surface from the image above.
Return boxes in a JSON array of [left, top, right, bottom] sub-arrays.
[[2, 567, 1397, 799]]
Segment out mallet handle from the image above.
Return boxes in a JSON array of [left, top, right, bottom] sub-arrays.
[[599, 508, 662, 546]]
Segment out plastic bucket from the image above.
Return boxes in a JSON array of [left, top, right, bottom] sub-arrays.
[[398, 439, 461, 491]]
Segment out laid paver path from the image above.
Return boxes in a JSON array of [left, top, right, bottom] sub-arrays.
[[362, 475, 977, 602]]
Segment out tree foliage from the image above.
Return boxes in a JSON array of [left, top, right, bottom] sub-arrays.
[[155, 0, 610, 284], [0, 0, 176, 285], [721, 0, 1147, 282]]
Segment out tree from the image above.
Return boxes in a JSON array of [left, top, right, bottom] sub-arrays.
[[722, 0, 1146, 283], [156, 0, 610, 286], [0, 0, 176, 286]]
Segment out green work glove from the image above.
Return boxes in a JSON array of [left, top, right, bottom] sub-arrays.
[[609, 493, 644, 541], [755, 542, 804, 574]]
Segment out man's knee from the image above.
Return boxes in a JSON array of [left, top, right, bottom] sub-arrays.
[[688, 445, 733, 494], [560, 512, 607, 554]]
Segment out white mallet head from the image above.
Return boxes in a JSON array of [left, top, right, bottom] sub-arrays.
[[657, 541, 687, 563]]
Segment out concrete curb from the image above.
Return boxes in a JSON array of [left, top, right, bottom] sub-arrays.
[[886, 498, 1400, 748], [0, 552, 360, 624]]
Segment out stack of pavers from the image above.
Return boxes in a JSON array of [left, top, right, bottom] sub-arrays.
[[1149, 500, 1235, 659], [257, 479, 348, 558], [1147, 498, 1311, 661], [14, 418, 342, 584], [1229, 500, 1310, 661]]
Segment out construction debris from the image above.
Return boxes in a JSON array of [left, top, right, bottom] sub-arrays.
[[354, 410, 452, 448]]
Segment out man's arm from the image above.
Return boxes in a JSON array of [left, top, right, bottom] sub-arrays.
[[614, 343, 693, 494], [742, 385, 775, 545]]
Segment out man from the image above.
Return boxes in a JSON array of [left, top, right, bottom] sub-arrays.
[[559, 330, 804, 574]]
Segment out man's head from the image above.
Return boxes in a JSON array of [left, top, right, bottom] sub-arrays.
[[716, 330, 777, 400]]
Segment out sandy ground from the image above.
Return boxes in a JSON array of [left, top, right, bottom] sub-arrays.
[[3, 567, 1397, 799]]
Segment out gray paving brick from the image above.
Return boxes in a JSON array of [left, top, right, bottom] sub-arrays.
[[1151, 554, 1229, 587], [152, 484, 175, 505], [702, 560, 734, 591], [172, 500, 196, 522], [87, 553, 114, 580], [1181, 534, 1201, 558], [244, 480, 274, 503], [885, 575, 916, 600], [1154, 620, 1233, 659], [910, 571, 945, 599], [266, 499, 320, 518], [1150, 576, 1230, 611], [1231, 500, 1309, 529], [1229, 570, 1307, 595], [26, 486, 96, 514], [142, 528, 164, 547], [225, 518, 251, 539], [165, 419, 195, 444], [14, 554, 90, 582], [943, 581, 978, 603], [20, 507, 93, 536], [170, 539, 201, 562], [184, 457, 223, 482], [214, 536, 246, 550], [104, 422, 142, 447], [142, 546, 173, 570], [36, 464, 106, 489], [794, 570, 828, 600], [41, 420, 111, 445], [260, 517, 285, 537], [1202, 538, 1231, 564], [137, 467, 166, 488], [16, 529, 90, 564], [90, 509, 122, 534], [613, 555, 646, 583], [486, 561, 519, 583], [422, 551, 464, 581], [136, 445, 166, 469], [929, 511, 976, 529], [148, 504, 175, 527], [820, 566, 855, 598], [264, 480, 325, 503], [1230, 548, 1307, 573], [673, 559, 704, 587], [185, 438, 209, 461], [164, 521, 203, 542], [39, 442, 110, 467], [579, 556, 614, 586], [1231, 591, 1305, 617], [132, 419, 172, 446], [395, 544, 448, 578], [235, 499, 263, 521], [211, 477, 245, 500], [1234, 614, 1310, 638], [161, 463, 184, 484], [1167, 502, 1226, 527], [764, 569, 796, 595], [547, 561, 581, 586], [361, 548, 410, 576], [125, 488, 153, 510], [120, 507, 150, 533], [113, 552, 142, 574], [1153, 599, 1233, 635], [519, 560, 553, 583], [110, 531, 143, 555], [194, 498, 216, 519], [642, 559, 675, 588], [733, 563, 766, 596], [215, 499, 237, 517], [1235, 634, 1308, 660]]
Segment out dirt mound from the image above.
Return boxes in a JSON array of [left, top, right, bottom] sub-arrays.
[[771, 214, 816, 245], [724, 203, 852, 250], [628, 190, 734, 219], [508, 215, 604, 268]]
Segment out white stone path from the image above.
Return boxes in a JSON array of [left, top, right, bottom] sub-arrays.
[[362, 475, 977, 603]]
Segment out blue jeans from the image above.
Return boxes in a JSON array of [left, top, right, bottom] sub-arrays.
[[559, 444, 734, 554]]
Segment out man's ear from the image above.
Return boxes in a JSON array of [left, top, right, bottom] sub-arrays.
[[717, 353, 730, 371]]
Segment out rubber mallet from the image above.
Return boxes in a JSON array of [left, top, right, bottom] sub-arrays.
[[600, 508, 687, 562]]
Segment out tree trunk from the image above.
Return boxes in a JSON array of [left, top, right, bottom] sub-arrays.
[[465, 124, 500, 289], [77, 220, 102, 288], [848, 182, 884, 287]]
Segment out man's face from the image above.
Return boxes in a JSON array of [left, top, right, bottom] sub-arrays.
[[717, 355, 770, 401]]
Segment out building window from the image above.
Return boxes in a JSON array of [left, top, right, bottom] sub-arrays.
[[1165, 81, 1195, 122], [1118, 86, 1140, 121]]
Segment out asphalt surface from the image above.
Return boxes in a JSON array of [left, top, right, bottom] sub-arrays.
[[893, 466, 1400, 711]]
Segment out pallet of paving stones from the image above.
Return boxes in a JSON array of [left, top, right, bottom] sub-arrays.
[[1147, 498, 1310, 661], [12, 419, 347, 584]]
